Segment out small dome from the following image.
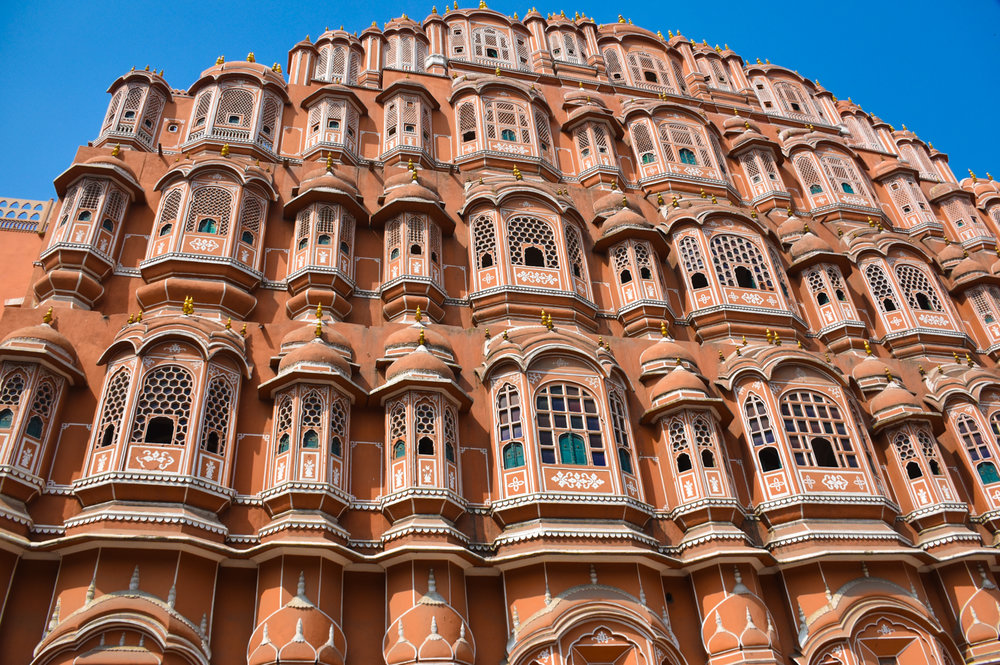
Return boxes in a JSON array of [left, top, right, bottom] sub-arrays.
[[870, 380, 921, 414], [952, 254, 986, 281], [852, 354, 890, 384], [1, 323, 78, 364], [384, 325, 454, 358], [248, 581, 346, 665], [593, 190, 632, 219], [789, 231, 832, 260], [650, 365, 706, 401], [385, 345, 453, 382], [939, 242, 965, 266], [382, 574, 474, 665], [83, 153, 139, 181], [384, 170, 437, 193], [383, 181, 440, 207], [777, 215, 805, 240], [278, 338, 350, 376], [299, 167, 360, 198], [281, 324, 352, 358], [639, 335, 696, 369]]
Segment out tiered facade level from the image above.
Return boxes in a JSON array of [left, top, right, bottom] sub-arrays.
[[5, 6, 1000, 665]]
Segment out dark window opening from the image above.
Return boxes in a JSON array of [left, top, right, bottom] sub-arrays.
[[431, 252, 438, 263], [390, 248, 400, 260], [205, 431, 220, 454], [445, 443, 456, 462], [393, 440, 405, 459], [701, 449, 716, 468], [25, 416, 42, 438], [410, 243, 422, 255], [619, 269, 633, 284], [197, 218, 218, 234], [298, 237, 309, 250], [678, 148, 697, 165], [340, 241, 350, 254], [915, 292, 933, 310], [524, 246, 545, 267], [812, 437, 838, 467], [503, 442, 525, 469], [817, 292, 830, 305], [841, 183, 855, 194], [643, 71, 657, 83], [641, 152, 655, 164], [734, 266, 756, 289], [158, 223, 172, 237], [102, 219, 114, 232], [809, 184, 823, 194], [317, 234, 331, 245], [500, 128, 517, 141], [676, 453, 692, 472], [618, 448, 633, 474], [0, 409, 12, 429], [836, 289, 846, 301], [883, 298, 896, 312], [790, 102, 801, 112], [418, 436, 434, 455], [144, 416, 175, 445], [486, 47, 499, 58], [481, 253, 494, 268], [906, 461, 922, 479], [404, 123, 415, 133], [278, 433, 290, 454], [691, 272, 709, 289], [929, 459, 942, 476], [330, 436, 342, 457], [387, 126, 397, 136], [100, 424, 115, 448], [241, 231, 254, 245], [78, 211, 92, 222], [228, 114, 241, 124], [979, 461, 1000, 484], [462, 130, 476, 142], [758, 446, 782, 471], [328, 119, 340, 129], [302, 429, 319, 449], [640, 266, 652, 280]]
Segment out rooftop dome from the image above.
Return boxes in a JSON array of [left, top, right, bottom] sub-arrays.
[[280, 323, 352, 358], [650, 365, 706, 401], [777, 215, 805, 240], [938, 241, 965, 266], [248, 575, 346, 665], [384, 325, 454, 358], [639, 334, 697, 370], [870, 380, 922, 414], [852, 353, 890, 385], [299, 166, 360, 198], [789, 231, 833, 260], [83, 153, 140, 180], [278, 338, 350, 376], [952, 254, 987, 282], [383, 571, 474, 665], [385, 344, 453, 382], [0, 323, 78, 364]]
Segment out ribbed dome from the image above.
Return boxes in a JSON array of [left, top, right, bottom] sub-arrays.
[[385, 345, 452, 381], [299, 168, 359, 198], [382, 181, 440, 207], [650, 365, 706, 401], [83, 153, 139, 180], [384, 325, 454, 357], [952, 254, 986, 281], [789, 231, 832, 260], [870, 380, 921, 414], [1, 323, 78, 363], [278, 338, 350, 376], [281, 324, 352, 357], [938, 241, 965, 266], [383, 572, 474, 665], [593, 190, 632, 218], [852, 354, 890, 384], [248, 577, 346, 665], [601, 207, 650, 235], [777, 215, 805, 240], [639, 336, 696, 368]]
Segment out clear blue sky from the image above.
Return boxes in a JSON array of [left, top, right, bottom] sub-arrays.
[[1, 1, 997, 200]]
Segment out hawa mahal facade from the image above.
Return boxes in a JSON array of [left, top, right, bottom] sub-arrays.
[[3, 5, 1000, 665]]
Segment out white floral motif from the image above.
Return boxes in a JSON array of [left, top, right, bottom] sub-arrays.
[[741, 292, 764, 305], [803, 475, 816, 489], [394, 468, 404, 488], [19, 448, 33, 467], [536, 648, 551, 664], [877, 623, 893, 635], [821, 474, 848, 491], [550, 471, 604, 490], [303, 459, 315, 479], [594, 630, 611, 643], [189, 237, 219, 252], [276, 460, 286, 481], [516, 269, 558, 285], [767, 476, 786, 492], [136, 449, 175, 470], [204, 460, 216, 480], [853, 476, 869, 490], [507, 476, 525, 492], [422, 467, 432, 483], [96, 456, 107, 473], [332, 468, 341, 485]]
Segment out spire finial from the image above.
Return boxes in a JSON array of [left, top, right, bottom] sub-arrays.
[[182, 295, 194, 315], [129, 566, 140, 591], [864, 340, 872, 356], [415, 305, 422, 322], [43, 307, 53, 325], [240, 323, 247, 337], [247, 52, 256, 63], [660, 321, 668, 338], [428, 568, 437, 592], [326, 153, 334, 172], [111, 143, 121, 158], [315, 319, 323, 338], [297, 571, 307, 597], [221, 143, 230, 157], [216, 55, 225, 65], [225, 317, 231, 330], [418, 329, 426, 346]]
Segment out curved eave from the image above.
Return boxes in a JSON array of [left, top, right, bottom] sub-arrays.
[[562, 106, 624, 139], [284, 186, 368, 220], [948, 271, 1000, 294], [258, 368, 366, 402], [620, 101, 710, 127], [640, 395, 726, 425], [153, 161, 278, 200], [188, 68, 290, 102], [728, 133, 783, 161], [448, 79, 550, 112], [870, 407, 940, 433], [97, 326, 252, 377], [787, 249, 851, 274], [593, 223, 667, 254], [870, 159, 919, 182], [369, 375, 472, 411], [0, 345, 84, 386], [375, 80, 440, 110], [107, 72, 173, 101], [300, 85, 366, 113], [371, 197, 454, 234], [458, 187, 577, 219], [717, 349, 848, 391], [54, 162, 145, 203], [660, 207, 776, 242]]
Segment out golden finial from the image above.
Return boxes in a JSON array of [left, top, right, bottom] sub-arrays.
[[415, 305, 422, 322], [700, 188, 707, 199], [918, 364, 925, 376], [495, 66, 501, 76], [837, 228, 843, 237], [988, 173, 994, 181], [668, 30, 674, 38], [136, 311, 142, 322], [797, 340, 803, 349], [453, 1, 457, 9], [240, 323, 247, 337], [617, 14, 625, 23], [773, 331, 781, 346], [512, 165, 523, 180], [744, 120, 750, 130], [867, 216, 875, 228], [513, 11, 518, 19], [966, 353, 974, 367], [479, 0, 486, 7], [969, 169, 977, 183], [756, 57, 762, 64], [127, 314, 134, 325], [560, 9, 565, 16], [864, 340, 872, 356], [182, 295, 194, 315], [671, 195, 679, 209], [751, 210, 757, 219], [314, 303, 323, 320], [714, 44, 721, 52], [502, 329, 509, 340], [247, 52, 256, 63], [484, 327, 490, 339], [315, 319, 323, 338], [432, 5, 438, 13], [953, 351, 961, 363], [803, 223, 810, 234], [272, 63, 282, 73], [901, 123, 907, 131], [621, 194, 628, 207], [226, 317, 232, 330], [221, 143, 230, 157], [216, 55, 225, 65], [418, 329, 426, 346], [711, 194, 717, 204], [111, 144, 121, 158], [735, 346, 741, 356], [765, 329, 773, 344], [885, 368, 893, 381], [825, 352, 832, 363], [325, 153, 334, 172], [597, 336, 604, 349], [702, 39, 708, 46], [656, 192, 664, 206], [546, 314, 554, 331], [540, 309, 547, 326], [718, 350, 725, 361], [407, 158, 415, 171], [610, 181, 618, 190], [412, 170, 418, 182], [661, 321, 668, 337], [724, 43, 729, 50]]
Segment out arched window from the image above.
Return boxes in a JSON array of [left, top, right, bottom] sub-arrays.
[[0, 371, 26, 407], [25, 416, 43, 438], [503, 442, 525, 469], [630, 122, 657, 166], [564, 224, 586, 279], [389, 403, 406, 459], [603, 48, 625, 81], [0, 409, 11, 428], [484, 99, 530, 146], [669, 419, 692, 472], [693, 416, 717, 468], [608, 392, 634, 474], [155, 189, 182, 240], [626, 52, 673, 90], [200, 377, 233, 455], [185, 187, 233, 237], [507, 216, 558, 269], [415, 402, 436, 455], [709, 234, 775, 290], [458, 102, 477, 143], [215, 88, 255, 128], [237, 196, 263, 251], [677, 235, 709, 291], [894, 432, 922, 479], [314, 45, 359, 84], [535, 383, 604, 466], [329, 399, 346, 458], [300, 391, 323, 449], [496, 383, 522, 444], [864, 264, 900, 313], [96, 368, 131, 448], [780, 390, 857, 468], [793, 155, 824, 197], [444, 408, 457, 463], [744, 394, 781, 471], [657, 122, 713, 167], [894, 264, 943, 313], [131, 365, 193, 447], [820, 154, 869, 202], [957, 415, 996, 485], [472, 214, 497, 270], [917, 429, 944, 476], [472, 26, 511, 64]]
